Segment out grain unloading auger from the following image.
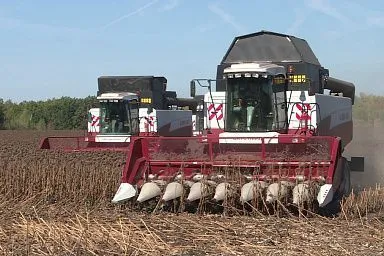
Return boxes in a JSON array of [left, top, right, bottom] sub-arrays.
[[111, 31, 365, 215]]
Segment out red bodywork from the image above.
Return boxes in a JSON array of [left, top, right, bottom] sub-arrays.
[[120, 134, 341, 188], [38, 135, 130, 152], [38, 100, 343, 190]]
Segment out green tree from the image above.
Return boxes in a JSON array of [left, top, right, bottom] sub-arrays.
[[352, 93, 384, 123], [0, 96, 98, 130], [0, 98, 4, 129]]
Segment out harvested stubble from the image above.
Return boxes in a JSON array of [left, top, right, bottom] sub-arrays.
[[341, 185, 384, 218], [1, 205, 384, 255], [1, 130, 384, 255], [0, 130, 125, 207]]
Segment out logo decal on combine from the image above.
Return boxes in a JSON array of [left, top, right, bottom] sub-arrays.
[[145, 116, 155, 126], [295, 103, 311, 120], [88, 114, 100, 127], [208, 103, 223, 120]]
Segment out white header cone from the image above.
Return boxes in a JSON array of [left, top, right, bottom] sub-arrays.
[[292, 183, 310, 205], [213, 182, 229, 201], [266, 182, 289, 203], [112, 183, 137, 203], [137, 182, 161, 203], [240, 181, 267, 203], [162, 182, 184, 202], [187, 182, 203, 202]]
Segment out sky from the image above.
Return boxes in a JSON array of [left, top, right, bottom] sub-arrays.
[[1, 0, 384, 102]]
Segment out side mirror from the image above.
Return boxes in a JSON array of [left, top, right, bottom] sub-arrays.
[[190, 80, 196, 98]]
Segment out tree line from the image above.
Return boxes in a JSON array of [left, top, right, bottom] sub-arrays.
[[0, 93, 382, 130], [0, 96, 98, 130]]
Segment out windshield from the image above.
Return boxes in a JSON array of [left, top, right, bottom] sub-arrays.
[[99, 100, 139, 135], [226, 76, 286, 132]]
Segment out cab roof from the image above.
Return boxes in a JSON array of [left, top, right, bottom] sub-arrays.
[[221, 30, 321, 66]]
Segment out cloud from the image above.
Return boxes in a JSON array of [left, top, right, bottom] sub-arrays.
[[304, 0, 350, 24], [208, 3, 246, 34], [159, 0, 180, 12], [100, 0, 159, 30]]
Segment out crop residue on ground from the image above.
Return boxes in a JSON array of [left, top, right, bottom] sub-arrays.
[[0, 130, 383, 255]]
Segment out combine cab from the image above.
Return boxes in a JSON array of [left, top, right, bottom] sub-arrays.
[[111, 31, 364, 215], [39, 76, 202, 152]]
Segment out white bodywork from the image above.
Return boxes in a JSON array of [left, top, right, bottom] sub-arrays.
[[192, 114, 197, 133], [95, 92, 138, 143], [89, 92, 193, 142], [211, 63, 353, 140], [219, 132, 279, 144], [97, 92, 138, 101], [286, 90, 317, 130], [223, 63, 286, 77], [204, 90, 325, 136], [192, 103, 203, 136], [94, 135, 132, 143], [87, 108, 100, 134], [315, 95, 352, 130], [139, 107, 157, 133], [287, 91, 352, 144], [199, 62, 353, 208], [204, 92, 226, 131], [217, 63, 285, 143], [94, 108, 192, 141]]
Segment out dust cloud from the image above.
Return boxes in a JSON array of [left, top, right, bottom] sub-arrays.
[[344, 120, 384, 191]]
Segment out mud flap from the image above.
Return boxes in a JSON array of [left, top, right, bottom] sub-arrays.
[[331, 156, 351, 197], [318, 156, 351, 215], [347, 156, 364, 172], [339, 157, 351, 197]]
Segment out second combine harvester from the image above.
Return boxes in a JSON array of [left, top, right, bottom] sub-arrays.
[[113, 31, 365, 213]]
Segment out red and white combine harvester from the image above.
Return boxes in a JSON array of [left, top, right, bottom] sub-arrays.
[[39, 76, 203, 151], [111, 31, 364, 214]]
